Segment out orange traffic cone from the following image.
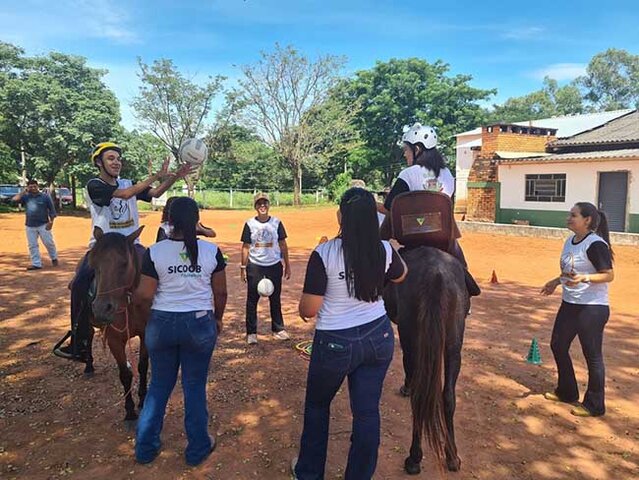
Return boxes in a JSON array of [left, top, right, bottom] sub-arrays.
[[490, 270, 499, 284]]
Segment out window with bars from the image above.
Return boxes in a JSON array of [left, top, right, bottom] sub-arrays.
[[525, 174, 566, 202]]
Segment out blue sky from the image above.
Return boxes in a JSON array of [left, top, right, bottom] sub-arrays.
[[1, 0, 638, 129]]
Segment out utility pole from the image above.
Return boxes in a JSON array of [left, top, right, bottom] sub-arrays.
[[20, 141, 27, 186]]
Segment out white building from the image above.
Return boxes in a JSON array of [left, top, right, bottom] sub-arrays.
[[455, 109, 633, 213]]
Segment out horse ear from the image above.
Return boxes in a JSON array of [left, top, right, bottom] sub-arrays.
[[127, 226, 144, 243], [94, 226, 104, 240]]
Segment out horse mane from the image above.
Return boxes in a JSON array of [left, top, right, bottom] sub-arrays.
[[89, 233, 141, 289]]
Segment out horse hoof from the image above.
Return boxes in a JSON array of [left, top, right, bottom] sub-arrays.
[[404, 457, 421, 475], [124, 419, 138, 432], [446, 456, 461, 472]]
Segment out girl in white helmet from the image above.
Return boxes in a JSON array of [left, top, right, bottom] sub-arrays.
[[381, 123, 477, 285]]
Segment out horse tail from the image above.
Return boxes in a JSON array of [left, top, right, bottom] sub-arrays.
[[411, 270, 449, 467]]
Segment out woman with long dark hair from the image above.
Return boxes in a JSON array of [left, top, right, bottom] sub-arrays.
[[541, 202, 614, 417], [292, 188, 407, 480], [156, 196, 216, 242], [135, 197, 227, 465]]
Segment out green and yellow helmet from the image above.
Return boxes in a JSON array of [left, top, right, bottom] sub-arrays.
[[91, 142, 122, 166]]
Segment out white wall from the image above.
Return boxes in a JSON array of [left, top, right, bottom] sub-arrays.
[[455, 133, 482, 205], [498, 159, 639, 214]]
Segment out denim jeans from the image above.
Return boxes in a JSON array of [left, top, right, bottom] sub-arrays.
[[26, 224, 57, 267], [135, 309, 217, 465], [295, 315, 394, 480]]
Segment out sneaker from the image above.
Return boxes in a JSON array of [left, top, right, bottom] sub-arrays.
[[26, 265, 42, 271], [247, 334, 258, 345], [543, 392, 561, 402], [273, 330, 290, 340], [290, 456, 299, 480], [52, 259, 59, 266]]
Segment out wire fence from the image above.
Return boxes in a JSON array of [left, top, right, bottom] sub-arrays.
[[150, 188, 330, 210]]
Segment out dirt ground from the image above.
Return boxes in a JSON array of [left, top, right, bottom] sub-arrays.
[[1, 206, 638, 480]]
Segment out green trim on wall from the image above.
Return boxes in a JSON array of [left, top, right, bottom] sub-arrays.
[[499, 208, 568, 228], [494, 183, 501, 224], [629, 214, 639, 233], [467, 181, 500, 188]]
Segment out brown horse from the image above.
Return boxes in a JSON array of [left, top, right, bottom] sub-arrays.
[[86, 226, 149, 428], [384, 246, 468, 474]]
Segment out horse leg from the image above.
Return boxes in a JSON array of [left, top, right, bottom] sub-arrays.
[[108, 337, 138, 428], [138, 336, 149, 410], [83, 328, 95, 377], [443, 341, 463, 471], [404, 420, 423, 475]]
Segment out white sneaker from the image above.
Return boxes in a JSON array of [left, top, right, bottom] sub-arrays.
[[272, 330, 290, 340], [247, 334, 258, 345]]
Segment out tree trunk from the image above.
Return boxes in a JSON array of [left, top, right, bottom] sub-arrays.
[[185, 176, 195, 199], [293, 162, 302, 206], [71, 176, 77, 209]]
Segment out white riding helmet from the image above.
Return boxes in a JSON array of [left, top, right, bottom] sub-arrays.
[[400, 123, 438, 150]]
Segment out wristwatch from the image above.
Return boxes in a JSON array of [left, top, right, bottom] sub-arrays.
[[584, 274, 591, 283]]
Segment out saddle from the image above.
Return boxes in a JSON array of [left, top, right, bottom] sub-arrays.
[[389, 191, 459, 252]]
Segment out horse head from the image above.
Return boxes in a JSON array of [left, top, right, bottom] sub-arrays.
[[88, 226, 143, 327]]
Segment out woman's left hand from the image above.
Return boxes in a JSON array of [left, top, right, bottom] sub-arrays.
[[216, 317, 223, 333], [284, 264, 291, 280]]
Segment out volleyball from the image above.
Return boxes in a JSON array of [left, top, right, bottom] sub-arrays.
[[179, 138, 208, 165], [257, 277, 275, 297]]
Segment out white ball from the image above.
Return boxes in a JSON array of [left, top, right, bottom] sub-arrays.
[[179, 138, 208, 165], [257, 277, 275, 297]]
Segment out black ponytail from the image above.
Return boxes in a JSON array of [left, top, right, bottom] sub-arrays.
[[413, 145, 447, 177], [576, 202, 615, 263], [339, 188, 386, 302], [169, 197, 199, 266]]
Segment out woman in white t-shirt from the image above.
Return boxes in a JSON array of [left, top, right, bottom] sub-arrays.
[[135, 197, 227, 466], [541, 202, 614, 417], [292, 188, 407, 480]]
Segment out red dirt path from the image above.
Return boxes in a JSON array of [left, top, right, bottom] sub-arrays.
[[1, 206, 638, 480]]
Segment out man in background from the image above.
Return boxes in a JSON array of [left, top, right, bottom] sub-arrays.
[[12, 179, 59, 270]]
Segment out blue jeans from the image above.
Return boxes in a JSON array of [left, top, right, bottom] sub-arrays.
[[295, 315, 394, 480], [135, 310, 217, 465]]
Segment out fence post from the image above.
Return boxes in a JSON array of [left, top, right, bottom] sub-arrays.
[[230, 188, 233, 208], [315, 190, 319, 203], [276, 191, 280, 207]]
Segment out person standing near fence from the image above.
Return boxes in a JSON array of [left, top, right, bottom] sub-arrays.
[[240, 192, 291, 344], [12, 179, 59, 270], [541, 202, 615, 417]]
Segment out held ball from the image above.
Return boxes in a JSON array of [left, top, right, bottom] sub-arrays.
[[257, 277, 275, 297], [179, 138, 208, 165]]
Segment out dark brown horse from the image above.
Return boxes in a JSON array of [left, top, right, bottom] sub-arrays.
[[86, 226, 149, 428], [384, 246, 468, 474]]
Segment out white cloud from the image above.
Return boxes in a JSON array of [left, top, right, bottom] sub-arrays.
[[531, 63, 587, 81], [501, 26, 546, 40], [0, 0, 138, 47]]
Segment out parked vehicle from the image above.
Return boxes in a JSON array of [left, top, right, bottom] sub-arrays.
[[56, 187, 73, 206], [0, 184, 21, 204]]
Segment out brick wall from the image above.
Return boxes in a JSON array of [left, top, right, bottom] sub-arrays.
[[481, 126, 556, 156], [466, 187, 497, 222]]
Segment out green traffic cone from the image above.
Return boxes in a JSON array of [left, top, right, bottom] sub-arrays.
[[526, 338, 542, 365]]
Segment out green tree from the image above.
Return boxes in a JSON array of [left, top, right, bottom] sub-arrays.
[[489, 77, 584, 123], [132, 58, 224, 196], [0, 44, 120, 193], [577, 48, 639, 110], [337, 58, 494, 184], [237, 44, 350, 205]]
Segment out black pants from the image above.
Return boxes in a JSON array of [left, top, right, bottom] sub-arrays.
[[551, 301, 609, 416], [245, 261, 285, 334]]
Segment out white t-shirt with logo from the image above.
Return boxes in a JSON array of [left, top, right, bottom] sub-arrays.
[[303, 238, 404, 330], [241, 216, 287, 267], [141, 239, 226, 312], [398, 165, 455, 197], [86, 178, 152, 247], [560, 232, 612, 306]]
